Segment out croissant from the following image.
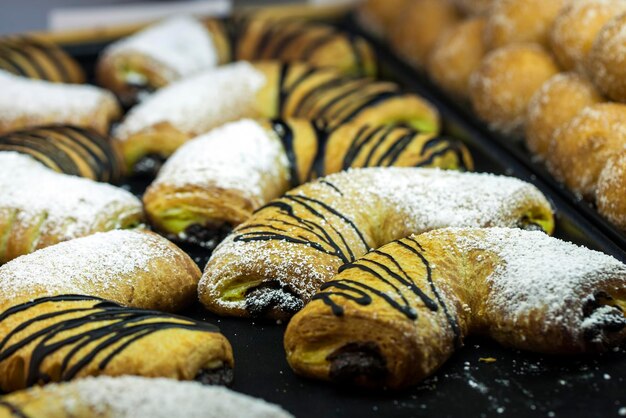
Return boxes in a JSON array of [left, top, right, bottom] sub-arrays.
[[0, 70, 120, 136], [0, 230, 199, 313], [0, 152, 143, 264], [0, 376, 293, 418], [97, 17, 230, 105], [199, 167, 554, 318], [235, 19, 377, 76], [0, 35, 84, 84], [113, 61, 439, 175], [0, 125, 123, 183], [284, 227, 626, 389], [143, 119, 472, 247], [0, 295, 234, 392]]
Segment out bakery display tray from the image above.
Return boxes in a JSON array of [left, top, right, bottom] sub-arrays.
[[57, 33, 626, 418]]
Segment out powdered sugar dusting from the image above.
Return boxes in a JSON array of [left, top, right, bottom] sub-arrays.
[[0, 152, 142, 241], [113, 62, 266, 141], [0, 70, 117, 131], [9, 376, 293, 418], [152, 119, 289, 202], [0, 230, 183, 303], [102, 16, 219, 81]]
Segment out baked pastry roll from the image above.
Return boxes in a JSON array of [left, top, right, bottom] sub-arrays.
[[0, 295, 234, 392], [0, 376, 293, 418], [285, 227, 626, 389], [235, 19, 377, 76], [0, 36, 84, 84], [97, 17, 230, 105], [143, 119, 472, 248], [0, 230, 199, 313], [199, 167, 554, 318], [0, 70, 120, 136], [0, 125, 123, 183], [0, 152, 142, 264]]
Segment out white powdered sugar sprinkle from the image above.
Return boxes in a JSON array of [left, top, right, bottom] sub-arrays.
[[113, 62, 266, 140], [15, 376, 293, 418], [102, 16, 219, 81], [153, 119, 289, 203], [0, 152, 142, 240]]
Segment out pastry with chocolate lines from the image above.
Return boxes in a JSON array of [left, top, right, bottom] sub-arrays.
[[0, 125, 123, 183], [0, 152, 142, 264], [114, 61, 440, 175], [235, 19, 376, 77], [143, 119, 472, 248], [0, 70, 120, 136], [0, 376, 293, 418], [0, 35, 84, 84], [285, 227, 626, 389], [199, 167, 554, 318], [97, 16, 230, 105], [0, 295, 234, 392], [0, 230, 199, 313]]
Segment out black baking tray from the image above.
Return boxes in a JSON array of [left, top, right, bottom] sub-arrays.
[[53, 26, 626, 418]]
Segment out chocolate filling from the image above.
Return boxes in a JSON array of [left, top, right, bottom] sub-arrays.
[[133, 153, 166, 177], [517, 216, 545, 233], [327, 342, 388, 386], [582, 292, 626, 342], [183, 223, 233, 250], [244, 280, 304, 318], [194, 365, 234, 387]]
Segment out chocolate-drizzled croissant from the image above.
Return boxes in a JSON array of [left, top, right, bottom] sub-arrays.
[[0, 125, 123, 183], [0, 36, 84, 84], [199, 168, 554, 318], [113, 61, 439, 175], [143, 119, 472, 248], [235, 19, 377, 77], [0, 295, 234, 392], [0, 152, 142, 264], [285, 228, 626, 389], [97, 17, 231, 105]]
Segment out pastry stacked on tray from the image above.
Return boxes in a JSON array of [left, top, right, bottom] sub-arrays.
[[357, 0, 626, 233], [0, 11, 624, 415]]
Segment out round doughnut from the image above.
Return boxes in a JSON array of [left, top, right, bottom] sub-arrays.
[[548, 103, 626, 199], [484, 0, 568, 49], [427, 17, 488, 98], [450, 0, 494, 16], [588, 13, 626, 103], [526, 72, 603, 160], [597, 151, 626, 230], [357, 0, 410, 38], [469, 43, 559, 135], [389, 0, 461, 68], [550, 0, 626, 72]]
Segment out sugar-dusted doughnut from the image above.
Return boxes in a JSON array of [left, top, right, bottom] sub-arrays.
[[587, 13, 626, 103], [597, 151, 626, 230], [199, 168, 554, 318], [285, 227, 626, 389]]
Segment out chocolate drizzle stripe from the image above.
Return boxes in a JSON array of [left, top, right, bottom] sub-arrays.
[[271, 119, 299, 187], [0, 400, 28, 418], [361, 125, 397, 167]]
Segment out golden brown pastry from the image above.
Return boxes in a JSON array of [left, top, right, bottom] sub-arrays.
[[483, 0, 567, 49], [525, 72, 603, 160], [0, 35, 84, 83], [285, 227, 626, 389], [427, 17, 488, 99], [550, 0, 626, 72], [0, 70, 120, 136], [587, 13, 626, 103], [114, 61, 440, 175], [0, 376, 293, 418], [0, 295, 234, 392], [597, 151, 626, 230], [97, 17, 230, 105], [0, 230, 199, 313], [357, 0, 410, 38], [0, 125, 123, 183], [0, 152, 143, 264], [548, 103, 626, 199], [143, 119, 472, 247], [469, 43, 559, 135], [235, 19, 377, 77], [199, 167, 554, 318], [450, 0, 494, 15], [389, 0, 461, 68]]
